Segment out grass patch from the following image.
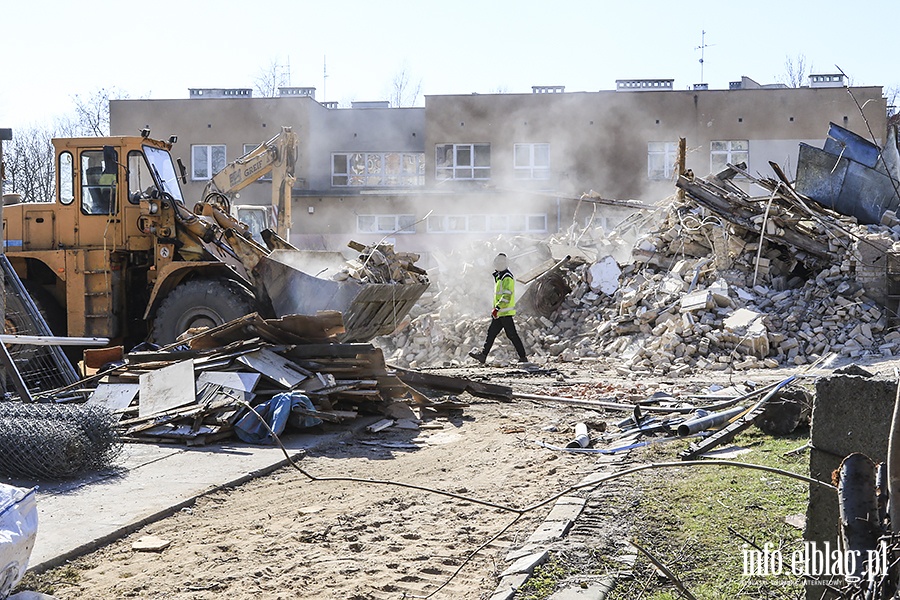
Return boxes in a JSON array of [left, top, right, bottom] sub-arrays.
[[13, 564, 82, 595], [608, 425, 812, 599]]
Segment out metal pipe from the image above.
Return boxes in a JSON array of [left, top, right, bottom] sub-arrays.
[[0, 334, 110, 346], [888, 369, 900, 529], [566, 423, 590, 448], [677, 406, 746, 437]]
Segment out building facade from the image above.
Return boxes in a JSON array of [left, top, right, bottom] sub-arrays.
[[109, 78, 887, 258]]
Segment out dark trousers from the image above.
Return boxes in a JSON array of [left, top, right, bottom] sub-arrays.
[[483, 315, 527, 360]]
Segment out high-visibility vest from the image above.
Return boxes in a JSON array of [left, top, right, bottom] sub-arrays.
[[493, 270, 516, 317]]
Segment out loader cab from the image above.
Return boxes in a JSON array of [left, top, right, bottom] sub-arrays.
[[47, 137, 185, 250]]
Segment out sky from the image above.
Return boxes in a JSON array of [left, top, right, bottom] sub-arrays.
[[2, 0, 898, 130]]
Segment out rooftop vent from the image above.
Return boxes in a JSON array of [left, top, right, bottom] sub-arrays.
[[809, 74, 847, 88], [189, 88, 253, 99], [279, 86, 316, 98], [532, 86, 565, 94], [616, 79, 674, 92]]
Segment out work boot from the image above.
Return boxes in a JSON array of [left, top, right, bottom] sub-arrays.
[[468, 350, 487, 364]]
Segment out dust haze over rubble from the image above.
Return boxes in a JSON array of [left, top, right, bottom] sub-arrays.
[[375, 148, 900, 373]]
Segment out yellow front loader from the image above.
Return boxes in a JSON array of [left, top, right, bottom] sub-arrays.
[[2, 131, 427, 347]]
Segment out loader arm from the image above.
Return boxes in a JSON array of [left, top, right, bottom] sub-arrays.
[[202, 126, 298, 239]]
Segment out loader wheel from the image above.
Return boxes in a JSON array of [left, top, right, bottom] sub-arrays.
[[152, 278, 257, 345]]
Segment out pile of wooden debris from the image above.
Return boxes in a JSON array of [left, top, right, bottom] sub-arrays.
[[81, 312, 481, 446]]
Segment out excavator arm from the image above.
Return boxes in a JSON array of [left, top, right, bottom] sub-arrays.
[[202, 126, 298, 239]]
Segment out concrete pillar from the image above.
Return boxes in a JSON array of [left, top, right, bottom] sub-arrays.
[[806, 371, 895, 599]]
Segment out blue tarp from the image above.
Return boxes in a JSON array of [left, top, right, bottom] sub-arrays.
[[234, 392, 322, 445]]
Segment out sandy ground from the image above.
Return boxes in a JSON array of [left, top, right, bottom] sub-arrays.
[[26, 355, 881, 599], [40, 373, 613, 600]]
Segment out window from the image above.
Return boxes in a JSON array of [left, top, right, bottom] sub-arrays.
[[127, 150, 153, 204], [243, 143, 272, 181], [514, 143, 550, 179], [426, 213, 547, 233], [356, 214, 416, 234], [710, 140, 748, 174], [80, 150, 115, 215], [332, 152, 424, 187], [435, 144, 491, 180], [58, 152, 74, 205], [648, 141, 678, 180], [191, 144, 226, 180]]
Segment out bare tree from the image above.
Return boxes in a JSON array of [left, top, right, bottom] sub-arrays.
[[389, 66, 422, 107], [69, 87, 127, 136], [782, 54, 809, 88], [3, 125, 56, 202], [255, 60, 290, 98], [886, 85, 900, 119]]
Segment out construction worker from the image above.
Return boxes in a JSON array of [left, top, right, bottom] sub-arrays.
[[468, 253, 528, 364]]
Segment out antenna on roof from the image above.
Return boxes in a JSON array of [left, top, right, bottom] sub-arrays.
[[695, 30, 714, 84], [323, 55, 328, 103]]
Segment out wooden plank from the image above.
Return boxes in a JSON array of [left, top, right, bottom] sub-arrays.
[[138, 359, 196, 417]]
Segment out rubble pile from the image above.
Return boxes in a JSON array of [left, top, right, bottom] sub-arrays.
[[377, 164, 900, 374], [333, 241, 429, 285]]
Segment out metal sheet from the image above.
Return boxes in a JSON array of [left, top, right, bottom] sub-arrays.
[[138, 359, 196, 417], [795, 144, 900, 224], [237, 348, 307, 388], [87, 383, 140, 412], [196, 371, 261, 393], [823, 122, 881, 168]]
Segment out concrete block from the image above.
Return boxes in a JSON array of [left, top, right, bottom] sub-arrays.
[[545, 499, 587, 522], [490, 573, 530, 600], [526, 520, 573, 544], [500, 549, 549, 577]]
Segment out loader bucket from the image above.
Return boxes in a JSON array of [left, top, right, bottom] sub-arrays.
[[254, 249, 428, 343]]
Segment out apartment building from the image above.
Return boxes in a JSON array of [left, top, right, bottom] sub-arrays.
[[109, 75, 887, 256]]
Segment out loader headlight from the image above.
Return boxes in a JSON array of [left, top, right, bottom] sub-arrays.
[[148, 201, 159, 215]]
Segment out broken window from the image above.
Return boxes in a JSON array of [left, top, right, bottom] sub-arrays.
[[332, 152, 425, 187], [435, 144, 491, 181], [514, 143, 550, 179], [647, 141, 677, 180], [191, 144, 226, 181], [710, 140, 748, 175]]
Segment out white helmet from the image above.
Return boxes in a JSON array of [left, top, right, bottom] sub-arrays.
[[493, 253, 508, 271]]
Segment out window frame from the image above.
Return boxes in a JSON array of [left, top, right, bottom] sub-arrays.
[[513, 143, 550, 180], [356, 213, 417, 234], [710, 140, 749, 175], [426, 213, 548, 234], [332, 152, 425, 188], [191, 144, 227, 181], [647, 141, 678, 180], [435, 143, 491, 181]]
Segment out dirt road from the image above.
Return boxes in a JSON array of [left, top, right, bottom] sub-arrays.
[[41, 376, 614, 599], [24, 358, 841, 599]]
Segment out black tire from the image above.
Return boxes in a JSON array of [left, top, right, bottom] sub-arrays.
[[152, 278, 257, 345]]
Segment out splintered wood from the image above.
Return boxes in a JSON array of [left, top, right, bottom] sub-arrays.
[[87, 312, 469, 446]]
